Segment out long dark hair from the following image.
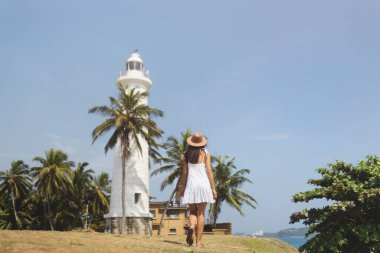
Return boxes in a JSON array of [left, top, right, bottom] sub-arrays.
[[185, 145, 205, 164]]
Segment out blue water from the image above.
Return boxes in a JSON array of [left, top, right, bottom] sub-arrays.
[[277, 237, 307, 249]]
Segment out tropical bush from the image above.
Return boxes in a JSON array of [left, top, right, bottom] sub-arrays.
[[290, 155, 380, 253]]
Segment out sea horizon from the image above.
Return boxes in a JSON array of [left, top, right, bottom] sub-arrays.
[[277, 236, 306, 249]]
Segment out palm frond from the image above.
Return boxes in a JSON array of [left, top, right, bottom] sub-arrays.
[[150, 165, 176, 177]]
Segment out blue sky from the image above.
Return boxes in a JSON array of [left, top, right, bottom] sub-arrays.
[[1, 1, 380, 233]]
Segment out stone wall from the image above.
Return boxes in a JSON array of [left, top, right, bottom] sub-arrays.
[[105, 217, 152, 235], [204, 222, 232, 235]]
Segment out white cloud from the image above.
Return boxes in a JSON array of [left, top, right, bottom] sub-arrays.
[[251, 133, 290, 141]]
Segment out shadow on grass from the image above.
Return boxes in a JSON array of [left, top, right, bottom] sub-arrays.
[[163, 240, 184, 246]]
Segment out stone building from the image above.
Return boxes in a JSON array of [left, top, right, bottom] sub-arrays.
[[149, 201, 189, 236], [149, 201, 232, 236]]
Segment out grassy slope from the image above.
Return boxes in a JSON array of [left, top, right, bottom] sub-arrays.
[[0, 231, 298, 253]]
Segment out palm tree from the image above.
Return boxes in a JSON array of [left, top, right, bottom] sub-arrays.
[[31, 149, 75, 231], [0, 193, 4, 212], [0, 203, 32, 230], [0, 160, 31, 229], [89, 84, 163, 233], [209, 156, 257, 227], [25, 190, 47, 230], [94, 172, 111, 194], [83, 172, 110, 230], [150, 129, 191, 235], [86, 173, 111, 227], [68, 162, 93, 229], [73, 162, 94, 205]]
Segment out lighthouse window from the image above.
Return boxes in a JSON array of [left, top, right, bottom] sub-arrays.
[[128, 62, 134, 70], [134, 193, 141, 204], [135, 62, 141, 70]]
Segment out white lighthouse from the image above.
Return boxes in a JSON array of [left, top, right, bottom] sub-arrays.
[[104, 51, 152, 235]]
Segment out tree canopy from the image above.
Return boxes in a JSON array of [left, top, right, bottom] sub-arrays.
[[290, 155, 380, 253], [0, 151, 110, 231]]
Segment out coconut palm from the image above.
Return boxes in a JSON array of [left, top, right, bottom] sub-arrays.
[[0, 207, 10, 229], [31, 149, 75, 231], [86, 176, 110, 226], [73, 162, 94, 205], [0, 194, 4, 212], [89, 84, 163, 233], [209, 156, 257, 227], [83, 172, 111, 230], [0, 203, 32, 230], [87, 172, 111, 219], [0, 160, 32, 229], [150, 129, 192, 235], [94, 172, 111, 194], [25, 190, 47, 230]]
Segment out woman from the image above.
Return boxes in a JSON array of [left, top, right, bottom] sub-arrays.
[[179, 131, 217, 248]]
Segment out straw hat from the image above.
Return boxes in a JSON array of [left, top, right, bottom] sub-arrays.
[[187, 131, 207, 147]]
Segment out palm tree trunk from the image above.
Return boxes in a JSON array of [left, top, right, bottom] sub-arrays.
[[157, 185, 177, 235], [121, 144, 126, 234], [11, 191, 20, 229], [47, 199, 54, 231], [213, 200, 221, 228], [43, 201, 47, 230], [84, 203, 89, 230], [88, 216, 93, 229], [212, 213, 217, 228]]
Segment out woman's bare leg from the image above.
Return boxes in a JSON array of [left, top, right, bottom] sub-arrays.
[[187, 204, 197, 246], [196, 203, 207, 247], [188, 204, 197, 229]]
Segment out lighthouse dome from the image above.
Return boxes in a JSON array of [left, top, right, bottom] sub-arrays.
[[118, 51, 152, 91], [126, 52, 144, 71]]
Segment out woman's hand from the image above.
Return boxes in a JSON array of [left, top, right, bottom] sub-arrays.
[[212, 189, 217, 200]]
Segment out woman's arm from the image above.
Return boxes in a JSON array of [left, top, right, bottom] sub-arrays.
[[179, 161, 188, 196], [205, 153, 217, 199]]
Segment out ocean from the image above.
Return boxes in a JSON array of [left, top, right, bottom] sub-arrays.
[[277, 237, 307, 249]]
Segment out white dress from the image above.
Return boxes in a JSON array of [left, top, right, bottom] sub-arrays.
[[182, 149, 215, 204]]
